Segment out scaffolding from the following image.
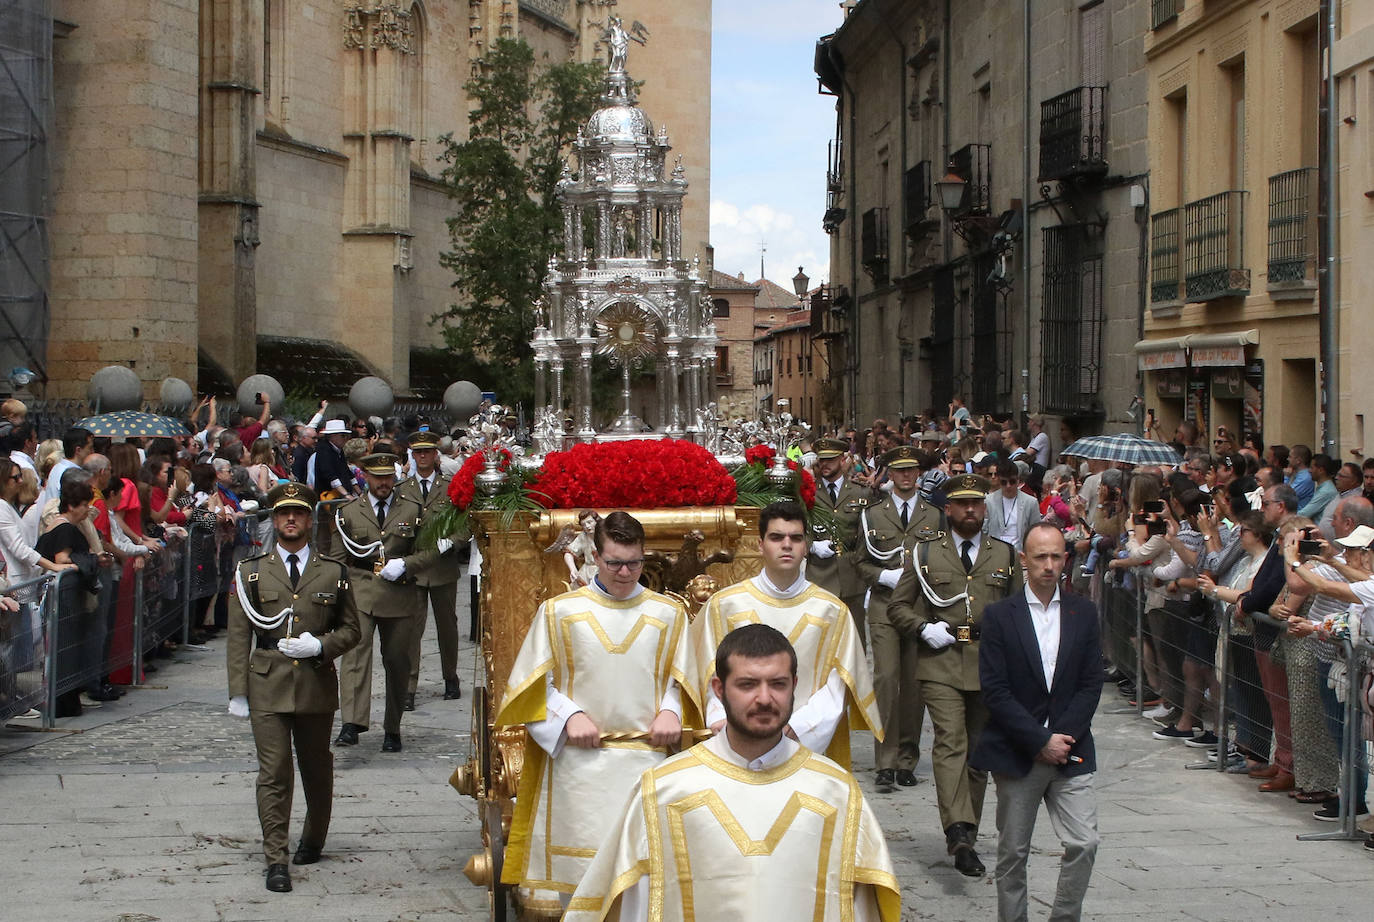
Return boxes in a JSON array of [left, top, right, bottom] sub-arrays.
[[0, 0, 52, 391]]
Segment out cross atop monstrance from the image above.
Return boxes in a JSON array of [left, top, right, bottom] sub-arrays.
[[530, 19, 718, 450]]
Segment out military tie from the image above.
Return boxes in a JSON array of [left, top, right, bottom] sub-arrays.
[[961, 539, 974, 573], [375, 499, 387, 529], [420, 478, 430, 502], [286, 552, 300, 589], [899, 500, 909, 530], [829, 481, 838, 505]]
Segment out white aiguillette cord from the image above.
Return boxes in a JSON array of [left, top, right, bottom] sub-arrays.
[[234, 564, 291, 632], [335, 510, 385, 564], [861, 507, 969, 614]]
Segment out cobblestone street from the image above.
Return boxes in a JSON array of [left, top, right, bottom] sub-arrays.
[[3, 593, 1371, 921]]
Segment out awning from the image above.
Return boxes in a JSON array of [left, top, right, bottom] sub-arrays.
[[1133, 336, 1188, 371], [1133, 329, 1259, 370], [1185, 329, 1259, 367]]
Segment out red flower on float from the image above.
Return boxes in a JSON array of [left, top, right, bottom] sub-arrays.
[[447, 447, 513, 511], [530, 439, 738, 509], [744, 443, 776, 467]]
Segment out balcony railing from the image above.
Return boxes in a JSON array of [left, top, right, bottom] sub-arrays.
[[827, 138, 843, 192], [949, 143, 992, 217], [1150, 208, 1180, 303], [1267, 167, 1317, 286], [1038, 86, 1108, 182], [903, 161, 937, 237], [1184, 191, 1250, 301], [1040, 225, 1104, 415], [1151, 0, 1179, 29], [861, 207, 889, 281]]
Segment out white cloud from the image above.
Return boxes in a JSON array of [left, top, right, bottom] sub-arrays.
[[710, 197, 829, 286]]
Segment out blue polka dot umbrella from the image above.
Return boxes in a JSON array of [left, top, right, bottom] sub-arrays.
[[74, 410, 191, 439]]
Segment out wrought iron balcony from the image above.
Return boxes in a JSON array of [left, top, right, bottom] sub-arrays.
[[1150, 208, 1180, 303], [1267, 167, 1317, 287], [827, 138, 844, 193], [1038, 86, 1108, 182], [903, 161, 938, 237], [1184, 191, 1250, 301], [1151, 0, 1179, 29], [948, 143, 992, 217], [1040, 225, 1104, 415], [861, 207, 889, 281]]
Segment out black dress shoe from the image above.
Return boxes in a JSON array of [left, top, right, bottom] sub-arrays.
[[293, 842, 323, 866], [895, 769, 917, 787], [874, 769, 895, 792], [334, 723, 363, 746], [444, 678, 463, 700], [265, 863, 292, 892], [381, 732, 403, 752], [952, 844, 986, 877], [404, 693, 416, 712]]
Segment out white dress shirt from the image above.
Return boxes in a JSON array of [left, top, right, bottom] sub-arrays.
[[996, 492, 1021, 546], [1024, 584, 1061, 693], [280, 544, 311, 581]]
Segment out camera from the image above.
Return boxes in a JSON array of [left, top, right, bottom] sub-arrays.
[[1298, 539, 1323, 556]]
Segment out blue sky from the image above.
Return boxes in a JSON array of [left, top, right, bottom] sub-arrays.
[[711, 0, 846, 285]]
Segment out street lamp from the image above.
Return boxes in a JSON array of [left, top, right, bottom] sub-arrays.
[[935, 165, 968, 213], [792, 266, 809, 303]]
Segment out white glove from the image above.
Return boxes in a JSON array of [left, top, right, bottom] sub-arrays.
[[278, 632, 323, 658], [437, 537, 454, 554], [811, 540, 835, 559], [228, 695, 249, 719], [921, 622, 957, 649], [379, 558, 406, 581], [878, 567, 903, 590]]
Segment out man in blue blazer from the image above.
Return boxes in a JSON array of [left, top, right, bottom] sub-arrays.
[[972, 522, 1104, 922]]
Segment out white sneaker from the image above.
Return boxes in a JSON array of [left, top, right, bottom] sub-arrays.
[[1143, 703, 1172, 719], [79, 693, 104, 709]]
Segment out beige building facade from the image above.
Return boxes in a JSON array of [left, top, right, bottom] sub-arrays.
[[43, 0, 710, 402], [1333, 4, 1374, 456], [1139, 0, 1322, 448]]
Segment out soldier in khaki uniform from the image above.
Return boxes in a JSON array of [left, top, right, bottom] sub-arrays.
[[332, 453, 438, 752], [807, 437, 877, 646], [890, 473, 1022, 878], [397, 430, 463, 707], [856, 444, 943, 793], [226, 482, 361, 893]]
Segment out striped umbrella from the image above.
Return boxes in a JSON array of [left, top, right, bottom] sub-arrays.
[[1061, 432, 1182, 467], [74, 410, 191, 439]]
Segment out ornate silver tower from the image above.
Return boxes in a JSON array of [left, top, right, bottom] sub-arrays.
[[530, 19, 716, 447]]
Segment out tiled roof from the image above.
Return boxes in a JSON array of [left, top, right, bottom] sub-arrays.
[[709, 269, 760, 292]]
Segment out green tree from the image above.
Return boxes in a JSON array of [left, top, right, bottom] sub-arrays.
[[433, 39, 603, 408]]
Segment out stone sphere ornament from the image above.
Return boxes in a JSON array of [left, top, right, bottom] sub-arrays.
[[159, 377, 194, 412], [349, 376, 395, 419], [444, 380, 483, 420], [87, 365, 143, 412], [237, 374, 285, 411]]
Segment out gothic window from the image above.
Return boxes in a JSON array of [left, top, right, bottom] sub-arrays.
[[410, 2, 427, 167]]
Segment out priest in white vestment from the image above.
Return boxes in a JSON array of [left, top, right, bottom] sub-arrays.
[[565, 622, 901, 922], [693, 500, 882, 766], [495, 512, 701, 914]]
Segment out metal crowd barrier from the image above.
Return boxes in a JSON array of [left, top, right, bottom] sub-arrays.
[[0, 571, 59, 724]]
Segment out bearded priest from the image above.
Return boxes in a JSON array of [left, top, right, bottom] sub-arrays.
[[565, 623, 900, 922], [495, 511, 701, 916], [692, 500, 882, 766]]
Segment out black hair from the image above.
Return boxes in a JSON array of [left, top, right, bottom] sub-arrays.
[[62, 427, 92, 459], [594, 510, 645, 554], [715, 623, 797, 681], [758, 499, 807, 539]]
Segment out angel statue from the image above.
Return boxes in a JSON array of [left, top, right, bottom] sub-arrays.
[[643, 529, 735, 596], [603, 16, 648, 75], [545, 509, 601, 588]]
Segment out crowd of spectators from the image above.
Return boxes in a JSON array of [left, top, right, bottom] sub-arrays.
[[0, 395, 472, 727], [799, 399, 1374, 849]]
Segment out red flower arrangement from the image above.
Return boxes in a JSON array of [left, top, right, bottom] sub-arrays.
[[531, 439, 738, 509], [447, 447, 513, 511], [744, 444, 775, 466]]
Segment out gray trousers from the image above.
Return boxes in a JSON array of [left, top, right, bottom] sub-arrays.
[[993, 763, 1099, 922]]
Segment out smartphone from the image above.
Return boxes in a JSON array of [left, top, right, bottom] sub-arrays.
[[1148, 407, 1156, 417], [1146, 519, 1168, 536], [1132, 512, 1149, 525], [853, 458, 866, 474], [255, 391, 266, 405], [1144, 500, 1166, 514]]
